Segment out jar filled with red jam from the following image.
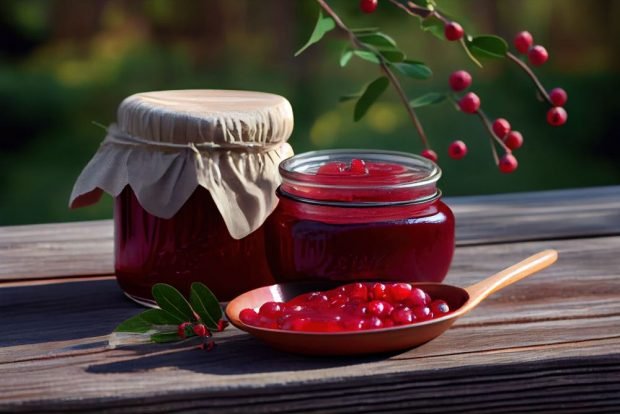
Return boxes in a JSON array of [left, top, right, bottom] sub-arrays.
[[70, 90, 294, 304], [265, 150, 455, 285]]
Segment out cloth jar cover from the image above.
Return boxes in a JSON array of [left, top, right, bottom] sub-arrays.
[[70, 90, 294, 239]]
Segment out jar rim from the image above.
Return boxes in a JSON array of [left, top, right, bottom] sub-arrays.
[[278, 149, 442, 205]]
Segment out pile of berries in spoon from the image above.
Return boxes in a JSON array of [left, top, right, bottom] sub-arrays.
[[239, 282, 450, 332]]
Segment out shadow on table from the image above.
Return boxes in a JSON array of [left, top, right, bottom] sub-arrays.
[[86, 332, 400, 375]]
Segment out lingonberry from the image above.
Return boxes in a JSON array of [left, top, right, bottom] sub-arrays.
[[193, 323, 209, 337], [513, 31, 533, 54], [498, 153, 518, 173], [406, 287, 427, 307], [177, 322, 192, 339], [547, 107, 567, 126], [389, 283, 412, 302], [259, 301, 283, 318], [413, 306, 432, 321], [430, 300, 450, 315], [370, 282, 387, 300], [391, 307, 414, 325], [504, 131, 524, 150], [346, 282, 369, 301], [448, 140, 467, 160], [424, 292, 432, 305], [359, 0, 378, 14], [444, 21, 464, 41], [363, 316, 384, 329], [421, 149, 438, 162], [549, 88, 568, 106], [217, 319, 229, 332], [341, 317, 365, 331], [492, 118, 511, 138], [458, 92, 481, 114], [528, 45, 548, 66], [449, 70, 472, 92], [239, 309, 259, 325], [349, 158, 368, 175]]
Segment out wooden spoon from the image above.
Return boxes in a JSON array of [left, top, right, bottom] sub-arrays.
[[225, 249, 558, 356]]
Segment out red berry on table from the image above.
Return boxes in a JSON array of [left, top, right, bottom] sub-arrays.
[[449, 70, 472, 91], [444, 21, 464, 41], [458, 92, 481, 114], [547, 107, 568, 126], [359, 0, 378, 13], [421, 149, 438, 162], [389, 283, 413, 302], [177, 322, 191, 339], [498, 153, 518, 173], [549, 88, 568, 107], [193, 323, 209, 337], [448, 140, 467, 160], [492, 118, 511, 138], [504, 131, 524, 150], [514, 31, 533, 54], [528, 45, 548, 66]]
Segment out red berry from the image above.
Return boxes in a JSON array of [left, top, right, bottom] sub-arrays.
[[368, 300, 393, 317], [421, 149, 438, 162], [514, 31, 533, 54], [193, 323, 209, 337], [370, 282, 387, 300], [217, 319, 229, 331], [498, 153, 518, 173], [444, 22, 464, 41], [359, 0, 378, 13], [259, 301, 283, 318], [430, 300, 450, 315], [391, 307, 414, 325], [458, 92, 481, 114], [343, 282, 369, 301], [528, 45, 548, 66], [549, 88, 568, 107], [349, 158, 368, 175], [449, 70, 472, 92], [389, 283, 412, 302], [492, 118, 511, 138], [363, 316, 384, 329], [239, 309, 259, 325], [405, 287, 427, 307], [177, 322, 191, 338], [413, 306, 432, 321], [341, 317, 365, 331], [547, 107, 567, 126], [504, 131, 523, 150], [448, 140, 467, 160]]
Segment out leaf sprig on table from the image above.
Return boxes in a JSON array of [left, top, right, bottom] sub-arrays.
[[296, 0, 568, 173], [113, 283, 227, 350]]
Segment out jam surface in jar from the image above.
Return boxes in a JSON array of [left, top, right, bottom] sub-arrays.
[[265, 150, 455, 285], [115, 187, 274, 303]]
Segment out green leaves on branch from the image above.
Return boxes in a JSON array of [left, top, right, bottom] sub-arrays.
[[341, 77, 389, 122], [295, 10, 335, 56], [114, 283, 225, 344], [392, 60, 432, 80], [465, 35, 508, 59], [409, 92, 447, 108], [420, 15, 445, 40]]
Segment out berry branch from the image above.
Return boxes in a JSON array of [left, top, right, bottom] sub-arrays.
[[316, 0, 430, 149]]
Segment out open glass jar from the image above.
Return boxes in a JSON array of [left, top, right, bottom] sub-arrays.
[[265, 149, 455, 284]]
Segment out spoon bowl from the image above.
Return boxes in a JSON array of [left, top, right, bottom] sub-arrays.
[[225, 250, 558, 355]]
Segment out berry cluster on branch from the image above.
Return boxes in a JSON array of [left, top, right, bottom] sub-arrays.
[[296, 0, 568, 173]]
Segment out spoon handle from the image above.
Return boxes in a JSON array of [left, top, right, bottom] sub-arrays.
[[463, 249, 558, 310]]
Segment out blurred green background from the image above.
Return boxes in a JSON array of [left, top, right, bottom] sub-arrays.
[[1, 0, 619, 226]]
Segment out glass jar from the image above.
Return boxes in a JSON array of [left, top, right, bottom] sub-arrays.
[[265, 149, 455, 284], [70, 90, 294, 304]]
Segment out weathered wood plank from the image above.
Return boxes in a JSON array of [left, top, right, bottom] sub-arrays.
[[1, 235, 619, 412], [1, 186, 619, 283]]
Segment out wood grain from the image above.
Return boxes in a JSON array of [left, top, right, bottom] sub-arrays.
[[1, 185, 619, 283], [1, 235, 619, 412]]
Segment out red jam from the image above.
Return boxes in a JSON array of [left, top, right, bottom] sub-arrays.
[[265, 150, 455, 285], [114, 187, 274, 303], [239, 282, 452, 332]]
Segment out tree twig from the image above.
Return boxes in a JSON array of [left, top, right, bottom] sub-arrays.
[[506, 52, 553, 105]]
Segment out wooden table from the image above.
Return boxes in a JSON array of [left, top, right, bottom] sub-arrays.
[[1, 186, 619, 413]]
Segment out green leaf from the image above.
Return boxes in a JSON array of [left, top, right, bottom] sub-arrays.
[[354, 77, 389, 122], [190, 283, 221, 330], [353, 49, 404, 64], [151, 331, 181, 343], [340, 49, 353, 67], [409, 92, 447, 108], [379, 50, 405, 63], [294, 10, 335, 57], [466, 35, 508, 59], [351, 27, 379, 34], [421, 16, 445, 40], [353, 50, 380, 64], [339, 94, 360, 103], [114, 309, 182, 333], [357, 32, 398, 50], [152, 284, 195, 323], [392, 60, 432, 79]]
